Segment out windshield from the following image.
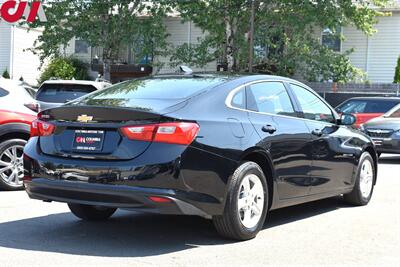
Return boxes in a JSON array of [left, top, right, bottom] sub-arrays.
[[337, 99, 400, 114], [384, 104, 400, 118], [72, 77, 226, 108], [36, 84, 97, 103]]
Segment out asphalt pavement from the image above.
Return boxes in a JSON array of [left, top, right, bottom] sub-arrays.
[[0, 155, 399, 267]]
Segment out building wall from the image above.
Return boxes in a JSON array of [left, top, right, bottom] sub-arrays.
[[343, 11, 400, 83], [155, 17, 216, 74], [0, 22, 11, 76], [10, 26, 44, 85]]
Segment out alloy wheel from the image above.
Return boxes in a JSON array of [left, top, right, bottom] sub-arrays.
[[359, 159, 373, 199], [0, 145, 24, 188], [237, 174, 264, 229]]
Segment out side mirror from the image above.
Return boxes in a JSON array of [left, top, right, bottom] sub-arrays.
[[339, 113, 356, 126]]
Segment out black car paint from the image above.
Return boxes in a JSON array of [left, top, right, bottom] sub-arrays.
[[24, 75, 377, 218]]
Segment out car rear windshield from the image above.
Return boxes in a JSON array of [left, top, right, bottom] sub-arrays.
[[73, 77, 226, 107], [337, 99, 400, 114], [36, 84, 97, 103]]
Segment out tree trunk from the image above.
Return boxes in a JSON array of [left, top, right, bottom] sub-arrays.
[[103, 59, 111, 83]]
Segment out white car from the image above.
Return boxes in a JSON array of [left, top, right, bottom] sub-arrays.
[[0, 77, 38, 114], [35, 80, 111, 111]]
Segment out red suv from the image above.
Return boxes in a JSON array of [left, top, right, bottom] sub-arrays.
[[336, 97, 400, 128], [0, 78, 37, 190]]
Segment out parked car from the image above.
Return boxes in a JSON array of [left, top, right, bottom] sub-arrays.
[[24, 74, 377, 240], [0, 78, 37, 190], [35, 80, 111, 111], [335, 97, 400, 128], [360, 103, 400, 157]]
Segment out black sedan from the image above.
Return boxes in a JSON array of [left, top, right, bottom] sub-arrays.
[[23, 74, 377, 240], [361, 103, 400, 156]]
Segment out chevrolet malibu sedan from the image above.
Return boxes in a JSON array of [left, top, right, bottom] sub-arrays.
[[361, 103, 400, 156], [23, 74, 377, 240]]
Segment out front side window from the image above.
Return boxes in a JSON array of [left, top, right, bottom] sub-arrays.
[[248, 82, 296, 117], [291, 84, 335, 123], [322, 26, 341, 52]]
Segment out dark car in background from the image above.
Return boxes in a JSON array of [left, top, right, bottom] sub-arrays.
[[336, 97, 400, 128], [361, 104, 400, 156], [36, 80, 111, 111], [24, 74, 377, 240]]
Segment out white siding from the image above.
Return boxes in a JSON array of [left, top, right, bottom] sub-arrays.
[[0, 22, 11, 76], [10, 26, 44, 85], [343, 12, 400, 83], [154, 17, 216, 74]]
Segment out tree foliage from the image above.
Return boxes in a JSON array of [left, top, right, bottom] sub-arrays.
[[394, 56, 400, 84], [38, 57, 90, 84], [30, 0, 171, 81], [2, 69, 10, 79], [171, 0, 390, 83]]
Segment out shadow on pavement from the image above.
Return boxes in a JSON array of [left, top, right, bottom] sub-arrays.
[[0, 196, 353, 257], [378, 155, 400, 164]]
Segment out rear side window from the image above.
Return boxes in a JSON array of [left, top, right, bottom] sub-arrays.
[[247, 82, 295, 117], [338, 99, 399, 114], [36, 84, 97, 103], [231, 89, 246, 109], [0, 87, 9, 97]]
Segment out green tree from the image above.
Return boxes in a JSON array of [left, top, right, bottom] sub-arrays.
[[2, 69, 10, 79], [30, 0, 171, 81], [394, 56, 400, 83], [171, 0, 389, 82], [38, 57, 90, 84]]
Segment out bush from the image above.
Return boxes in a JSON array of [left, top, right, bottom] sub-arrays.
[[2, 69, 10, 79], [394, 56, 400, 84], [38, 57, 90, 84]]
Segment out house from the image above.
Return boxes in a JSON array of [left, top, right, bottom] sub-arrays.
[[0, 22, 43, 85], [326, 7, 400, 83]]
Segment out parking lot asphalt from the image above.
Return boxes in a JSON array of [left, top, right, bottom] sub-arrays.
[[0, 155, 399, 267]]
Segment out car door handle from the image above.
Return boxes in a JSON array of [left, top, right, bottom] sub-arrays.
[[262, 125, 277, 134], [311, 129, 323, 137]]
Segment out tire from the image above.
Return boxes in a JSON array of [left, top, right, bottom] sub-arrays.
[[213, 161, 268, 240], [343, 152, 375, 206], [0, 139, 27, 191], [68, 204, 117, 221]]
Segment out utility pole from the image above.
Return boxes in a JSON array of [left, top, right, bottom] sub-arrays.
[[248, 0, 255, 73]]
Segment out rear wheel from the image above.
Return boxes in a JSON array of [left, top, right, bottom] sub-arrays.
[[213, 161, 268, 240], [344, 152, 375, 206], [0, 139, 26, 191], [68, 204, 117, 221]]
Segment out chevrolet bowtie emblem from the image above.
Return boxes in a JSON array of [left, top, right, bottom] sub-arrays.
[[77, 114, 93, 123]]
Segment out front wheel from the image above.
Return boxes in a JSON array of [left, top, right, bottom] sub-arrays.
[[213, 161, 268, 240], [344, 152, 375, 206], [68, 204, 117, 221]]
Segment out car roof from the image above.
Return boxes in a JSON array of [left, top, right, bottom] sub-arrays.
[[41, 80, 110, 90]]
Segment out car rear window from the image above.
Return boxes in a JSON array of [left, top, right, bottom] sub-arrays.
[[74, 77, 226, 107], [36, 84, 97, 103], [0, 87, 9, 97], [337, 99, 400, 114]]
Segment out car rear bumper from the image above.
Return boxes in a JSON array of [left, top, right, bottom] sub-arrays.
[[23, 138, 237, 217], [24, 178, 211, 218]]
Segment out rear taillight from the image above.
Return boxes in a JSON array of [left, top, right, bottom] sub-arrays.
[[120, 122, 199, 145], [30, 119, 55, 137]]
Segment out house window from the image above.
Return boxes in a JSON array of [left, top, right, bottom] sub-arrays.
[[75, 40, 89, 54], [322, 27, 341, 52]]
